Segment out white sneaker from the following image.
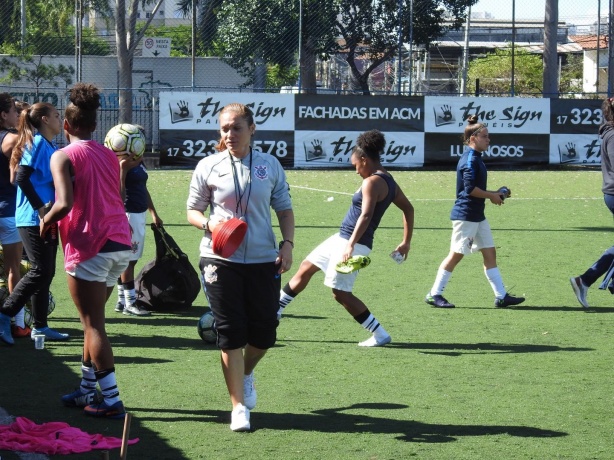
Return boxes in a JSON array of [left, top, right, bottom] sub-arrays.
[[123, 303, 151, 316], [358, 334, 392, 347], [243, 372, 257, 410], [230, 403, 250, 432], [570, 277, 589, 308]]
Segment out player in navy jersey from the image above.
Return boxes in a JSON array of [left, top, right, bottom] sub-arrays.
[[113, 154, 162, 317], [425, 115, 524, 309], [277, 130, 414, 347]]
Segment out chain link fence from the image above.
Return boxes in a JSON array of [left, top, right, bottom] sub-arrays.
[[0, 0, 610, 151]]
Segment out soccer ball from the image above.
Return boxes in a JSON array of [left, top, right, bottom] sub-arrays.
[[24, 292, 56, 328], [197, 309, 217, 344], [104, 123, 146, 158]]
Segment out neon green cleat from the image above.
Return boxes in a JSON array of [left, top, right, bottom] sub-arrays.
[[335, 255, 371, 274]]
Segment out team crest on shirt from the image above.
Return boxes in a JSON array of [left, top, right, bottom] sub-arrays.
[[254, 165, 268, 180], [204, 264, 218, 284]]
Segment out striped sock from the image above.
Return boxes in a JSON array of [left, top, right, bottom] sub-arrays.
[[95, 368, 121, 406], [80, 360, 97, 394]]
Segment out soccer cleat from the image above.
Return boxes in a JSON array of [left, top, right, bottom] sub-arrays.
[[425, 294, 455, 308], [123, 303, 151, 317], [494, 293, 525, 308], [0, 313, 14, 345], [62, 389, 101, 408], [230, 403, 251, 432], [335, 255, 371, 274], [11, 324, 31, 338], [31, 327, 69, 341], [243, 372, 257, 410], [84, 400, 126, 419], [114, 302, 125, 313], [358, 334, 392, 347], [570, 277, 589, 308]]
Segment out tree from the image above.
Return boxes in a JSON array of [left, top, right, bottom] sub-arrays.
[[467, 46, 582, 96], [113, 0, 164, 122], [335, 0, 477, 95], [0, 55, 74, 96]]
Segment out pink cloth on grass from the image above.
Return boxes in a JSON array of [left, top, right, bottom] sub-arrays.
[[0, 416, 139, 455]]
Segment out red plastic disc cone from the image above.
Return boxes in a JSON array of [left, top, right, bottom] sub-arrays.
[[212, 218, 248, 258]]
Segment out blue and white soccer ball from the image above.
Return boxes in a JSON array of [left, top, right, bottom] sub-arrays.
[[197, 309, 217, 344], [104, 123, 146, 158]]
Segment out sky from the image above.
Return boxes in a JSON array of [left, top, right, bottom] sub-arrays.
[[472, 0, 603, 24]]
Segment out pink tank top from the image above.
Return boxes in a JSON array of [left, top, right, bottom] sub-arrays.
[[58, 140, 131, 271]]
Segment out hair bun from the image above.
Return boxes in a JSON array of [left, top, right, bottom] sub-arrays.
[[466, 115, 479, 124]]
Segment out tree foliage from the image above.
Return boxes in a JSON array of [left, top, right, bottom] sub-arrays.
[[0, 55, 74, 93], [467, 46, 583, 96]]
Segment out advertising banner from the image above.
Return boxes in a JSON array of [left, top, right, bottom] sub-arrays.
[[159, 92, 294, 167], [425, 97, 550, 134], [425, 133, 550, 166], [158, 91, 603, 168], [294, 130, 424, 168]]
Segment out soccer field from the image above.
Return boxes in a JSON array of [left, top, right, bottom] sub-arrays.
[[1, 168, 613, 460]]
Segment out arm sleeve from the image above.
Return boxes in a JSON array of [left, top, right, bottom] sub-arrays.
[[270, 159, 292, 212], [15, 165, 45, 210]]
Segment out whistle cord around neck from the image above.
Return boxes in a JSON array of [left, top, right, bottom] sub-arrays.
[[230, 149, 252, 219]]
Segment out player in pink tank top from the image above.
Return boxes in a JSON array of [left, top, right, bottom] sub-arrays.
[[41, 83, 133, 419]]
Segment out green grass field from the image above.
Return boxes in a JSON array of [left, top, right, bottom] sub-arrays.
[[2, 168, 613, 459]]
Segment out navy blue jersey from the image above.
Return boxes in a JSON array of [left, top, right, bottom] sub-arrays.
[[124, 162, 149, 213], [0, 129, 17, 217], [450, 148, 487, 222], [339, 172, 397, 249]]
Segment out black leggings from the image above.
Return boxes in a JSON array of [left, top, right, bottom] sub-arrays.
[[1, 226, 57, 328]]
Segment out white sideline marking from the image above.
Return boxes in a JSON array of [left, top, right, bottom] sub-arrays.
[[0, 407, 50, 459], [290, 185, 601, 201]]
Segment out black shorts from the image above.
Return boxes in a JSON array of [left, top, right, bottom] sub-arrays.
[[200, 257, 281, 350]]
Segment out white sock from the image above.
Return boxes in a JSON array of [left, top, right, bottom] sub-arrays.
[[80, 362, 97, 394], [278, 289, 295, 315], [13, 308, 25, 328], [96, 369, 121, 405], [360, 313, 389, 340], [430, 268, 453, 296], [124, 288, 136, 306], [117, 285, 125, 306], [485, 267, 506, 299]]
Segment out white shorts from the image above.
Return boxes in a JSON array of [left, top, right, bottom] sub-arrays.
[[0, 217, 21, 245], [306, 233, 371, 292], [67, 251, 131, 286], [450, 219, 495, 255], [127, 211, 147, 261]]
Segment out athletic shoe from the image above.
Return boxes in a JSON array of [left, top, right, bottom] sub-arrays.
[[84, 400, 126, 419], [243, 372, 257, 410], [31, 327, 69, 341], [425, 294, 455, 308], [358, 334, 392, 347], [335, 255, 371, 274], [11, 324, 32, 338], [0, 313, 14, 345], [61, 389, 101, 407], [123, 303, 151, 316], [570, 277, 589, 308], [494, 293, 525, 308], [114, 302, 125, 313], [230, 403, 251, 432]]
